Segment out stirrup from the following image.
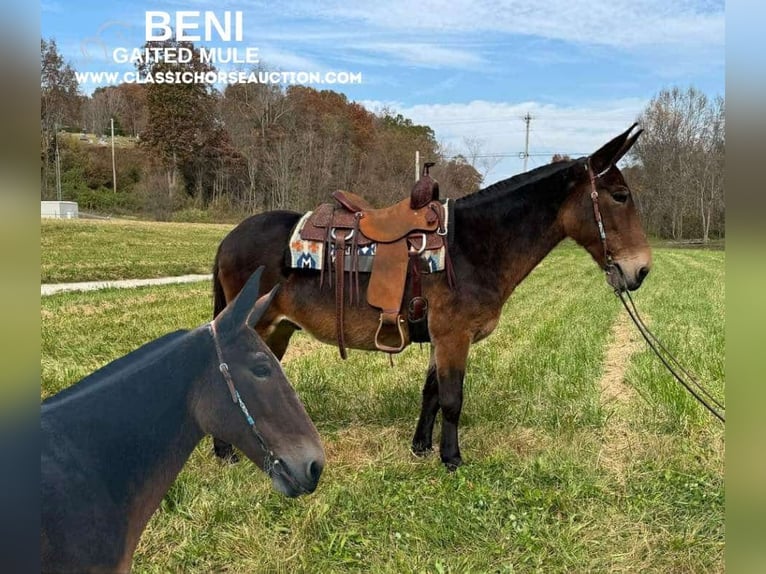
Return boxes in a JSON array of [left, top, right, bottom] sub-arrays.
[[374, 313, 406, 353]]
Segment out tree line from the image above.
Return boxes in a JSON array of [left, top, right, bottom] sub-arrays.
[[627, 86, 724, 242], [41, 38, 723, 239], [40, 39, 480, 220]]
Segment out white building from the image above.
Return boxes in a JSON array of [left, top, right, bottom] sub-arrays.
[[41, 201, 79, 219]]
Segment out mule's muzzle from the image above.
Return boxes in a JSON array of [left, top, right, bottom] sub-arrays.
[[271, 452, 325, 497], [607, 262, 650, 292]]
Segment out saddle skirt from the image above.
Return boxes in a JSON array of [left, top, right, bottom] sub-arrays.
[[287, 206, 450, 274]]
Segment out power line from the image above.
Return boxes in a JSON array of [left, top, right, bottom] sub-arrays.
[[443, 152, 587, 160], [422, 116, 636, 126]]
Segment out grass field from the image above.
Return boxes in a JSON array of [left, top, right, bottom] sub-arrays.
[[41, 231, 725, 573], [41, 219, 233, 283]]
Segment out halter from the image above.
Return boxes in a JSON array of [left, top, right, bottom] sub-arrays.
[[207, 321, 309, 494]]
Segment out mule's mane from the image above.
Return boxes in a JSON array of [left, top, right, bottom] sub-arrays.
[[456, 157, 583, 211], [42, 329, 190, 406]]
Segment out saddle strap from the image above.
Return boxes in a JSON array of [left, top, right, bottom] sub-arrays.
[[335, 234, 348, 359], [429, 202, 456, 289], [408, 249, 426, 322], [350, 213, 362, 306]]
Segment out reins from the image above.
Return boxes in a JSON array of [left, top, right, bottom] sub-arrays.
[[207, 322, 309, 493], [585, 159, 725, 424], [614, 285, 725, 422]]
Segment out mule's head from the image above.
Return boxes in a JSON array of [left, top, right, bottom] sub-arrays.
[[194, 268, 324, 497], [560, 124, 652, 291]]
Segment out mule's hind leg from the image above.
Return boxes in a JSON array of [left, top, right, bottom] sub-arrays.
[[411, 349, 439, 456], [264, 320, 298, 361]]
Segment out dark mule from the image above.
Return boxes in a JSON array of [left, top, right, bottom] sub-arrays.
[[41, 269, 324, 574], [211, 125, 651, 470]]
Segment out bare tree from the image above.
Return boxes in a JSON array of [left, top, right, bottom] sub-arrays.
[[83, 87, 126, 135], [221, 78, 291, 211], [463, 136, 500, 182], [41, 38, 81, 197], [115, 84, 148, 137], [630, 87, 725, 241]]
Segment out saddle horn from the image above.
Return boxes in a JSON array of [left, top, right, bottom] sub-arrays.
[[411, 161, 439, 209]]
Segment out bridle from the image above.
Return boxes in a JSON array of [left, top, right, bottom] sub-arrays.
[[586, 158, 613, 271], [584, 158, 725, 423], [207, 321, 310, 493]]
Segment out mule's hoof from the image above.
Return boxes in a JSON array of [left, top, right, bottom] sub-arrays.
[[213, 446, 239, 464], [442, 458, 463, 472], [222, 452, 240, 464], [410, 443, 433, 458]]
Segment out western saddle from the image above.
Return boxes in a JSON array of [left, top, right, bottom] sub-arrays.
[[299, 163, 455, 358]]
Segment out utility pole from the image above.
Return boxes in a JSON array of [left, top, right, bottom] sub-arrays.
[[54, 123, 62, 202], [415, 150, 420, 181], [111, 117, 117, 194], [522, 113, 532, 172]]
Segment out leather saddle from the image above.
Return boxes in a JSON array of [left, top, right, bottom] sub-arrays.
[[299, 166, 454, 358]]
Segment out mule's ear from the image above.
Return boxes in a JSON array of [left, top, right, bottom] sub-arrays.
[[590, 123, 639, 174], [245, 283, 281, 330], [612, 128, 643, 165], [216, 266, 265, 332]]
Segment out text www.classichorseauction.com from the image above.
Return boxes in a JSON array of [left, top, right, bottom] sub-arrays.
[[77, 10, 363, 86], [76, 69, 364, 86]]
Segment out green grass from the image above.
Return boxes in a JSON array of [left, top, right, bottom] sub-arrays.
[[41, 219, 233, 283], [41, 245, 724, 573]]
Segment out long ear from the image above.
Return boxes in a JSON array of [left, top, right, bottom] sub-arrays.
[[246, 283, 281, 329], [215, 266, 265, 332], [590, 123, 639, 174], [611, 128, 643, 165]]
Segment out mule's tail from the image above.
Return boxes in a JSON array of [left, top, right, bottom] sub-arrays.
[[212, 259, 227, 318]]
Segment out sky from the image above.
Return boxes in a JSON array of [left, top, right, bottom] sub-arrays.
[[41, 0, 725, 182]]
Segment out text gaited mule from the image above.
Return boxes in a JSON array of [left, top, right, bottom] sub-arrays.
[[211, 125, 651, 471], [41, 268, 325, 574]]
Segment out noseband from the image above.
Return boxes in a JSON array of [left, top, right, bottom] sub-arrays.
[[207, 322, 309, 494]]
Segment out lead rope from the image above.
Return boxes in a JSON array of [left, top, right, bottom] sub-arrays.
[[615, 283, 725, 422], [207, 322, 310, 492], [585, 160, 725, 424]]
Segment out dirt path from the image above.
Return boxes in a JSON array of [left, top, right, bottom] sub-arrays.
[[40, 274, 212, 296], [597, 312, 643, 479]]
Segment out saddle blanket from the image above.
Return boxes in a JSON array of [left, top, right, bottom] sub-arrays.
[[287, 208, 449, 273]]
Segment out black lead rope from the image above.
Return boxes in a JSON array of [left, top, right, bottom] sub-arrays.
[[612, 279, 725, 423]]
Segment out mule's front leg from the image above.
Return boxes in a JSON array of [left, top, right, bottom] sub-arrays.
[[411, 351, 438, 456], [213, 438, 238, 462], [435, 336, 470, 471]]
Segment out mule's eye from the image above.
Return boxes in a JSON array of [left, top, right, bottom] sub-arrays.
[[612, 191, 629, 203], [251, 362, 272, 379], [251, 351, 272, 379]]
